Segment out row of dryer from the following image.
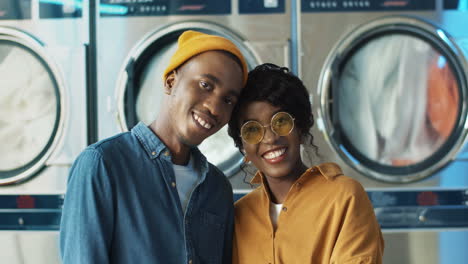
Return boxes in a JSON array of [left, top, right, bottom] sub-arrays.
[[1, 0, 467, 194], [0, 0, 467, 263], [0, 0, 292, 192]]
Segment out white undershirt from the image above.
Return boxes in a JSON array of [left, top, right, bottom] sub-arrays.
[[172, 156, 199, 213], [269, 202, 283, 230]]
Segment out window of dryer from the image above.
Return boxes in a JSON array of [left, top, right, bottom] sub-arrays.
[[333, 33, 460, 170], [122, 32, 246, 177], [0, 40, 60, 177]]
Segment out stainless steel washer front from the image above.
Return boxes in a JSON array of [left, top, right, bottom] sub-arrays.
[[316, 16, 468, 183], [0, 1, 88, 264], [0, 27, 66, 186], [114, 21, 260, 177], [97, 0, 291, 186]]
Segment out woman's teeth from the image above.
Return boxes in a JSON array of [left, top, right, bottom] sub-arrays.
[[263, 148, 286, 159]]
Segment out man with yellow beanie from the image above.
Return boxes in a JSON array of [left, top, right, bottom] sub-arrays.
[[60, 30, 248, 264]]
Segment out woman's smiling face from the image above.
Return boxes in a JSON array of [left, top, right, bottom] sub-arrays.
[[240, 101, 304, 179]]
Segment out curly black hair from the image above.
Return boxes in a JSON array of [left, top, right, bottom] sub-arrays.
[[227, 63, 316, 152]]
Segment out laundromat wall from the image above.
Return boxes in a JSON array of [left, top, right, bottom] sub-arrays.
[[0, 0, 467, 263]]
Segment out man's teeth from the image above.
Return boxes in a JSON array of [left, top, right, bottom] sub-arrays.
[[263, 148, 286, 159], [193, 113, 213, 129]]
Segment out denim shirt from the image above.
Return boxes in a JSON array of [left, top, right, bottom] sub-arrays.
[[60, 122, 234, 264]]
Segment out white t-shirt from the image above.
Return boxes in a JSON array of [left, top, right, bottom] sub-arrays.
[[269, 202, 283, 230], [172, 156, 200, 213]]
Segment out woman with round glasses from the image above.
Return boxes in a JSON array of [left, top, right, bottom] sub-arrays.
[[227, 63, 384, 264]]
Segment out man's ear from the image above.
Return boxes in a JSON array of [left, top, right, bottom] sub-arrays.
[[164, 71, 176, 95]]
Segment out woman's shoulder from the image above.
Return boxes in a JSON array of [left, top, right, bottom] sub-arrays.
[[234, 186, 264, 210], [313, 162, 367, 196]]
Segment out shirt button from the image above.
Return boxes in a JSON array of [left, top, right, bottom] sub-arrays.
[[282, 206, 287, 212], [172, 182, 176, 188], [164, 150, 170, 156], [151, 151, 156, 156], [188, 260, 192, 264]]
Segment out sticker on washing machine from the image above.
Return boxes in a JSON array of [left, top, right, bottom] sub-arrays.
[[0, 0, 31, 20], [239, 0, 285, 14]]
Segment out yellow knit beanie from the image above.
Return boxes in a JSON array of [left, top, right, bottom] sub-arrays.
[[162, 30, 248, 85]]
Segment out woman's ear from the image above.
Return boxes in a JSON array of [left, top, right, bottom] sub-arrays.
[[240, 147, 246, 155], [164, 71, 176, 95]]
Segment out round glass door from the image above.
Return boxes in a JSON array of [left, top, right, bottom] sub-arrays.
[[338, 34, 459, 166], [117, 22, 260, 177], [0, 38, 61, 184], [318, 17, 468, 182]]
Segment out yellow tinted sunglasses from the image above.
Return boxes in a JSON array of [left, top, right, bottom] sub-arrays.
[[240, 112, 295, 145]]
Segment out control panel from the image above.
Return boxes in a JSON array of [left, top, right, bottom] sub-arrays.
[[101, 0, 285, 16], [0, 0, 31, 20], [302, 0, 436, 12], [0, 195, 63, 230], [101, 0, 231, 16]]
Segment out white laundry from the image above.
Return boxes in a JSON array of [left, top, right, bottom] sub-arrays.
[[338, 34, 447, 166], [0, 45, 58, 170]]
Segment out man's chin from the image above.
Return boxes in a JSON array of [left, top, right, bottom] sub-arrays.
[[179, 134, 206, 148], [180, 126, 222, 147]]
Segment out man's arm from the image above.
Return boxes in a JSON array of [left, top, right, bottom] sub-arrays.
[[60, 148, 114, 264], [222, 191, 235, 264]]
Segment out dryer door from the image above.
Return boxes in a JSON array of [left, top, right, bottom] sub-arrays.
[[115, 21, 259, 177], [318, 16, 468, 183], [0, 28, 65, 185]]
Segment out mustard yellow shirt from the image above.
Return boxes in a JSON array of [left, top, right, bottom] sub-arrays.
[[233, 163, 384, 264]]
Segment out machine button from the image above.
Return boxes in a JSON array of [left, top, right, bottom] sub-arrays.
[[264, 0, 279, 8]]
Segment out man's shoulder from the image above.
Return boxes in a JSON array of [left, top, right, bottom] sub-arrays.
[[205, 163, 231, 186], [72, 131, 137, 170], [89, 131, 134, 153]]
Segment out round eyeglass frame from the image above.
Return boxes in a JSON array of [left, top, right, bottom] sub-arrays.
[[240, 111, 295, 145]]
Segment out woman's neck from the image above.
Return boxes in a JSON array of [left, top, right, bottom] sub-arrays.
[[265, 162, 308, 204]]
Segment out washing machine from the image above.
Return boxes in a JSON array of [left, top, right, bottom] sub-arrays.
[[298, 0, 468, 263], [97, 0, 291, 188], [0, 0, 87, 263]]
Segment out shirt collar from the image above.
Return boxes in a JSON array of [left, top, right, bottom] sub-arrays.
[[250, 162, 343, 185], [131, 122, 168, 159], [131, 122, 209, 173]]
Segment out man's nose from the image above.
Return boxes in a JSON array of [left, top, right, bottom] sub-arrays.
[[203, 96, 224, 119]]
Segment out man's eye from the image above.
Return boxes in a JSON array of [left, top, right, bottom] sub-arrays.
[[200, 81, 210, 90], [224, 97, 234, 105]]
